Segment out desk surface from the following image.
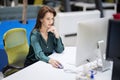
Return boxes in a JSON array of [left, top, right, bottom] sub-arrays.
[[2, 47, 112, 80]]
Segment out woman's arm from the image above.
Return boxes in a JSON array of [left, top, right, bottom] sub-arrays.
[[54, 37, 64, 53], [47, 26, 59, 39], [31, 34, 50, 63], [31, 34, 62, 68], [47, 26, 64, 53]]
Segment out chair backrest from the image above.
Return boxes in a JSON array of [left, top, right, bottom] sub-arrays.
[[34, 0, 43, 5], [3, 28, 29, 67]]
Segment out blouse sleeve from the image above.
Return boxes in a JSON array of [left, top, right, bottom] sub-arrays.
[[54, 37, 64, 53], [31, 34, 50, 63]]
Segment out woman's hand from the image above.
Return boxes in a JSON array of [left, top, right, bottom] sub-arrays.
[[47, 26, 60, 38], [48, 58, 61, 68]]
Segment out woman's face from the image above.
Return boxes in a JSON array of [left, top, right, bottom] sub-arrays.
[[40, 12, 54, 29]]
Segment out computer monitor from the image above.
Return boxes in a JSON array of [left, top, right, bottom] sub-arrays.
[[106, 19, 120, 80], [76, 18, 109, 66], [106, 19, 120, 61]]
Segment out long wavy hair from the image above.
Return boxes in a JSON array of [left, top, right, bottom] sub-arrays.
[[33, 6, 56, 30]]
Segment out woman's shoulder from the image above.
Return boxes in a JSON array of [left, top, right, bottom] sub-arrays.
[[30, 29, 40, 39], [31, 29, 39, 35], [30, 29, 41, 38]]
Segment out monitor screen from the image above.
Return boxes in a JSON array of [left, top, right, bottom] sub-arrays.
[[106, 19, 120, 61], [76, 18, 109, 66]]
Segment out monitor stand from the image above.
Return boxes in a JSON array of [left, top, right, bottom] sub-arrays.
[[97, 40, 111, 72]]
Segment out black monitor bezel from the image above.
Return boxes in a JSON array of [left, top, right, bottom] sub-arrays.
[[106, 19, 120, 61]]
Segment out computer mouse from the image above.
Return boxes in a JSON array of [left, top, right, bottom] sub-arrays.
[[58, 64, 64, 69]]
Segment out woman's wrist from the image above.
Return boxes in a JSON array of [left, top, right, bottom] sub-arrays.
[[52, 29, 59, 38], [54, 32, 60, 39]]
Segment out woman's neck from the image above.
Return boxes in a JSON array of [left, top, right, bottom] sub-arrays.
[[40, 26, 48, 41], [40, 26, 48, 34]]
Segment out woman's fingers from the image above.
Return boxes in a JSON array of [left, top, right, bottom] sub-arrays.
[[49, 59, 61, 68]]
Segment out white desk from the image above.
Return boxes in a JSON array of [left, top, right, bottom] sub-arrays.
[[2, 47, 112, 80], [74, 2, 116, 11]]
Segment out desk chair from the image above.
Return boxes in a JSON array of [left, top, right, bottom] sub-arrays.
[[34, 0, 43, 5], [2, 28, 29, 77]]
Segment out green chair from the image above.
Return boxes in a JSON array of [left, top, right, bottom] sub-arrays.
[[2, 28, 29, 77], [34, 0, 43, 5]]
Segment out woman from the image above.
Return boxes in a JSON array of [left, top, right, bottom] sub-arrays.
[[24, 6, 64, 68]]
